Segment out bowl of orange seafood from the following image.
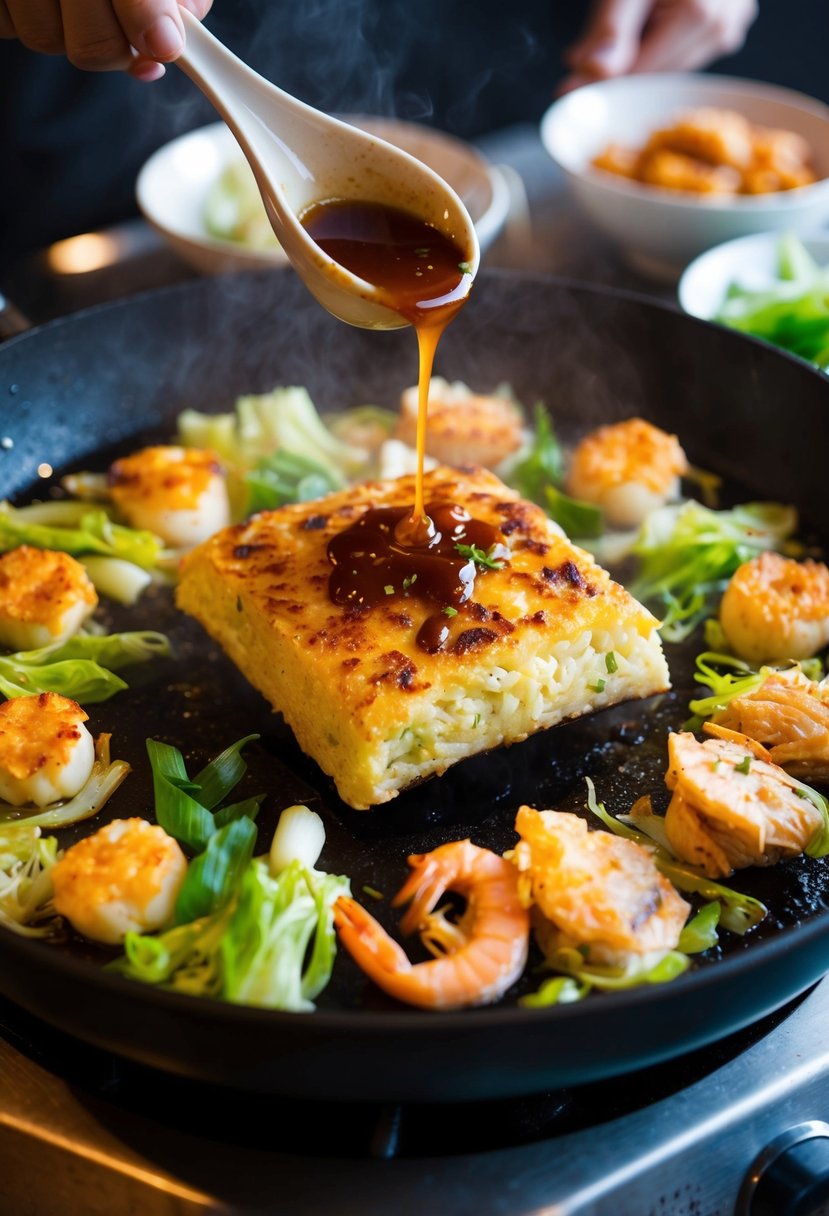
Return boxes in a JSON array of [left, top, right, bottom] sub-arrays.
[[541, 73, 829, 280]]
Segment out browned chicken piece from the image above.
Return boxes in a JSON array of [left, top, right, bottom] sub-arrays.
[[741, 168, 786, 195], [645, 108, 754, 169], [591, 110, 819, 197], [512, 805, 690, 967], [395, 378, 525, 469], [742, 165, 817, 194], [638, 149, 742, 195], [775, 164, 818, 190], [713, 668, 829, 783], [591, 143, 641, 180], [663, 725, 824, 878], [751, 126, 814, 174]]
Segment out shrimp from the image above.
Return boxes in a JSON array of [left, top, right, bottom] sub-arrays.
[[712, 667, 829, 783], [663, 726, 824, 879], [512, 806, 689, 968], [719, 552, 829, 664], [565, 417, 688, 529], [395, 378, 525, 470], [333, 839, 529, 1010]]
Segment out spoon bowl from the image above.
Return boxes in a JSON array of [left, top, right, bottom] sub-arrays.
[[176, 11, 480, 329]]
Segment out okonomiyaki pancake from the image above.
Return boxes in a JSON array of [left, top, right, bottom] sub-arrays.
[[176, 465, 669, 809]]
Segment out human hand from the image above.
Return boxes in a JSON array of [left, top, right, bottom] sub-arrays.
[[559, 0, 758, 94], [0, 0, 213, 81]]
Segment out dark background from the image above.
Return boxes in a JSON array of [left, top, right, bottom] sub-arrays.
[[1, 0, 827, 272]]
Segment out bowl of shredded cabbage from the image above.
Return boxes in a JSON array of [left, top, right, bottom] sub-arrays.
[[136, 117, 511, 276], [678, 230, 829, 373]]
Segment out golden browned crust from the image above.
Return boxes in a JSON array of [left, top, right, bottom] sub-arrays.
[[176, 466, 668, 808]]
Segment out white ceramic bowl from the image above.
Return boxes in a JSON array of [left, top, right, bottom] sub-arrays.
[[136, 117, 510, 276], [541, 73, 829, 280], [677, 229, 829, 319]]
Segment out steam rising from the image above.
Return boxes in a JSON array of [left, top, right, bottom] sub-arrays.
[[148, 0, 559, 141]]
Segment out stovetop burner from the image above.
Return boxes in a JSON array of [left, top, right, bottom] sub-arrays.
[[4, 983, 829, 1215]]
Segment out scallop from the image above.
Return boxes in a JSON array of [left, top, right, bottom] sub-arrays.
[[396, 378, 524, 469], [565, 417, 688, 529], [0, 546, 98, 651], [719, 552, 829, 664], [0, 692, 95, 807], [107, 445, 231, 549], [51, 817, 187, 945]]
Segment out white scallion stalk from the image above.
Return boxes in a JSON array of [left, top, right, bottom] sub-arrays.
[[59, 473, 110, 502], [6, 497, 103, 524], [269, 805, 325, 874], [81, 556, 153, 605]]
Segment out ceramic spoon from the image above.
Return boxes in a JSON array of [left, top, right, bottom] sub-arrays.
[[176, 11, 480, 330]]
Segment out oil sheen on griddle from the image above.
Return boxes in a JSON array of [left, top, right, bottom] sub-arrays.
[[304, 198, 504, 654]]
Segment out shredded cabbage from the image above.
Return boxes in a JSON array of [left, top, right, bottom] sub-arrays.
[[628, 500, 798, 640], [0, 630, 171, 703], [520, 947, 689, 1008], [686, 651, 767, 728], [510, 404, 603, 538], [715, 233, 829, 372], [0, 824, 60, 937], [0, 500, 163, 570], [112, 857, 350, 1011], [177, 387, 368, 484]]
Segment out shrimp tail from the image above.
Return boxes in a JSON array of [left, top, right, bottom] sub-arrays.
[[334, 895, 412, 980]]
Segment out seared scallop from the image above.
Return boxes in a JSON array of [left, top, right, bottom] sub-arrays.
[[0, 546, 97, 651], [565, 417, 688, 529], [0, 692, 95, 807], [396, 378, 524, 469], [51, 817, 187, 945], [719, 552, 829, 664], [108, 445, 231, 549]]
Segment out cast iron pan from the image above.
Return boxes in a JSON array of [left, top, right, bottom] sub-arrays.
[[0, 267, 827, 1103]]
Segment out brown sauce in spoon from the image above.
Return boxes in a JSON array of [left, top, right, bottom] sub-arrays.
[[302, 198, 506, 651]]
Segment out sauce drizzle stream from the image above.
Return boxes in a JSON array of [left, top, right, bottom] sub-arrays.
[[303, 198, 505, 649]]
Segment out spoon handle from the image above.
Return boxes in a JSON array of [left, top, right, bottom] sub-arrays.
[[177, 10, 270, 128]]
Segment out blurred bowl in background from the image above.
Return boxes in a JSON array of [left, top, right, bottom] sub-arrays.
[[677, 229, 829, 319], [136, 117, 511, 276], [541, 73, 829, 281]]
